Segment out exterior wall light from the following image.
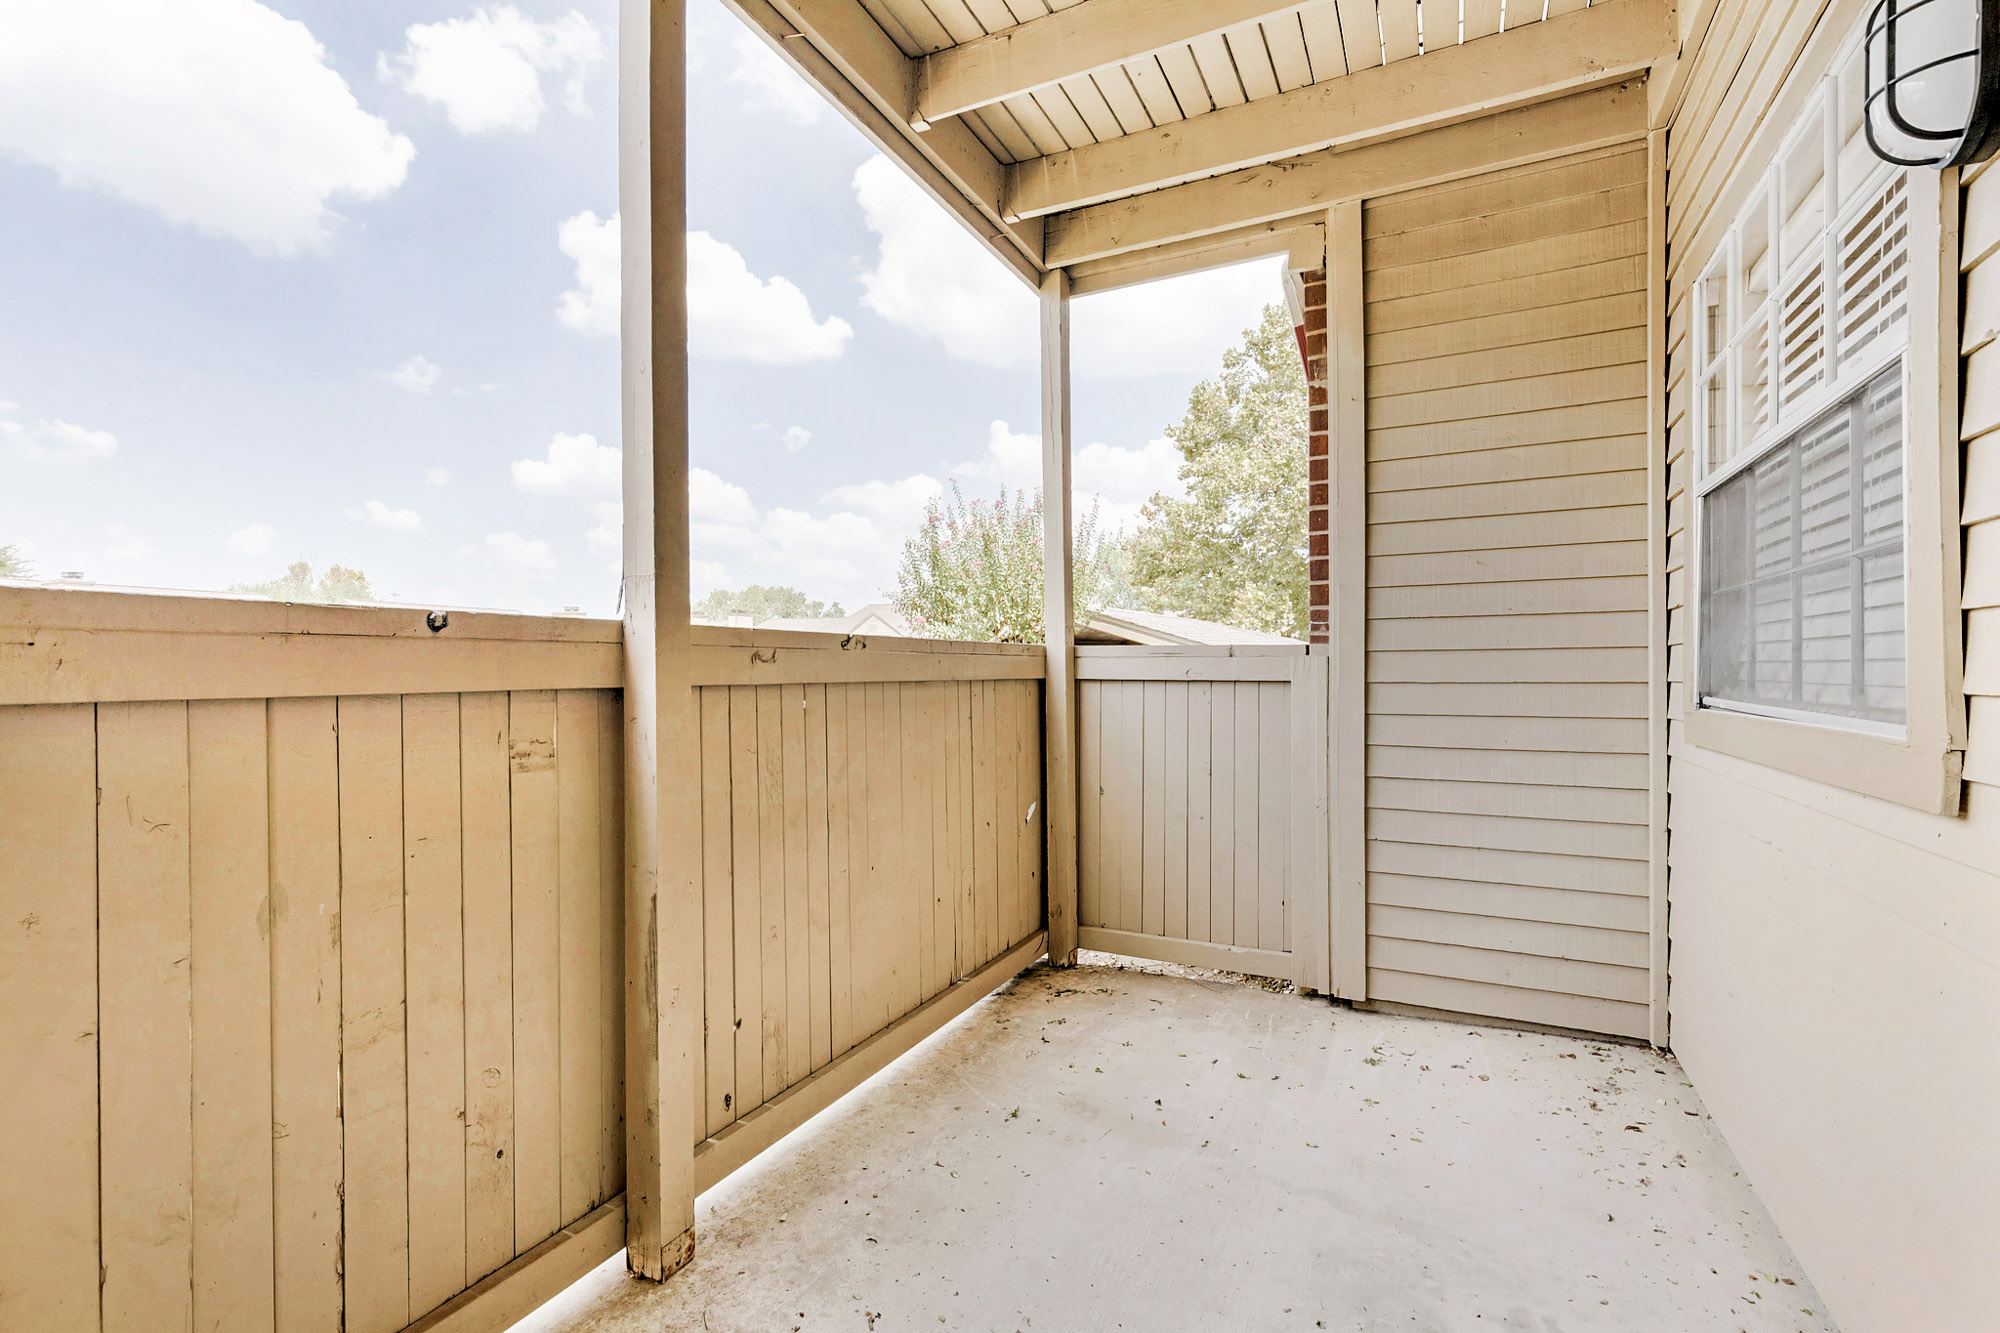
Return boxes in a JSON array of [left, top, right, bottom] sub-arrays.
[[1865, 0, 2000, 165]]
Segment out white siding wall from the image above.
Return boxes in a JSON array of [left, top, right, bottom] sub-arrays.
[[1663, 4, 2000, 1330], [1360, 145, 1654, 1038]]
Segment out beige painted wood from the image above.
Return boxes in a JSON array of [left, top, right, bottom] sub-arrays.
[[459, 691, 517, 1285], [827, 686, 857, 1053], [806, 684, 834, 1068], [1163, 680, 1189, 940], [1064, 218, 1317, 295], [595, 691, 625, 1204], [1643, 126, 1670, 1047], [915, 0, 1302, 123], [509, 690, 562, 1249], [1326, 200, 1368, 1000], [726, 687, 764, 1117], [1043, 81, 1647, 265], [782, 685, 812, 1084], [756, 686, 788, 1102], [337, 694, 411, 1333], [267, 696, 344, 1332], [1041, 267, 1079, 964], [404, 1198, 627, 1333], [403, 693, 470, 1317], [0, 704, 100, 1330], [698, 689, 737, 1135], [1007, 2, 1664, 218], [620, 0, 699, 1277], [691, 640, 1043, 687], [186, 698, 277, 1332], [96, 702, 193, 1333], [557, 690, 607, 1222], [1076, 926, 1295, 980]]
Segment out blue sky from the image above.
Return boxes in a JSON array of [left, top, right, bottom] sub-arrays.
[[0, 0, 1282, 616]]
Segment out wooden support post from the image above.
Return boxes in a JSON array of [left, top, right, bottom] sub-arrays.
[[619, 0, 699, 1279], [1040, 267, 1080, 967], [1325, 201, 1368, 1002]]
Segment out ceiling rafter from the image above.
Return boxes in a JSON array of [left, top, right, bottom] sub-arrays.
[[1005, 0, 1672, 220]]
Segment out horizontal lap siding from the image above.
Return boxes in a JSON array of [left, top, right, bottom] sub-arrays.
[[0, 688, 625, 1333], [693, 678, 1044, 1147], [1363, 145, 1652, 1038], [1662, 6, 2000, 1330]]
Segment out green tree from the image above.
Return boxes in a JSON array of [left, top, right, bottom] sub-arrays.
[[893, 482, 1111, 643], [1124, 302, 1308, 638], [694, 584, 844, 622], [0, 543, 28, 578], [231, 560, 376, 604]]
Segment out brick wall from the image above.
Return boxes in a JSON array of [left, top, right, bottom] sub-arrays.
[[1299, 267, 1329, 645]]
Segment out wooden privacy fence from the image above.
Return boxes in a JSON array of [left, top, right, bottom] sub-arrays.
[[0, 595, 1049, 1333], [682, 630, 1048, 1189], [1075, 645, 1329, 989]]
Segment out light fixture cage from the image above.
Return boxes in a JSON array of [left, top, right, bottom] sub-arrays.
[[1865, 0, 2000, 166]]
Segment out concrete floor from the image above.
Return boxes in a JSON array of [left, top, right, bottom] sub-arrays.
[[519, 960, 1836, 1333]]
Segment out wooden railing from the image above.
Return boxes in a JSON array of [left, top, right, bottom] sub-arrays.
[[0, 594, 1048, 1332]]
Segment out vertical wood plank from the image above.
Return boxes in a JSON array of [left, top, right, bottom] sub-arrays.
[[1646, 128, 1672, 1048], [927, 683, 955, 990], [1077, 682, 1102, 930], [1117, 682, 1145, 935], [508, 689, 561, 1249], [1209, 682, 1236, 945], [781, 683, 811, 1086], [973, 681, 998, 967], [402, 694, 467, 1318], [993, 679, 1020, 954], [1232, 684, 1261, 951], [338, 694, 409, 1333], [1162, 682, 1189, 940], [826, 685, 855, 1056], [1140, 680, 1167, 938], [268, 696, 344, 1333], [1289, 657, 1332, 992], [1020, 681, 1045, 940], [699, 689, 736, 1135], [556, 689, 605, 1221], [727, 687, 763, 1116], [98, 702, 193, 1333], [854, 683, 887, 1035], [458, 692, 515, 1285], [1186, 682, 1213, 945], [596, 690, 626, 1197], [188, 699, 276, 1333], [954, 682, 976, 972], [755, 686, 787, 1098], [1258, 682, 1290, 954], [890, 684, 922, 1019], [805, 684, 833, 1070], [1327, 199, 1369, 1000], [910, 683, 941, 1001], [0, 704, 101, 1331]]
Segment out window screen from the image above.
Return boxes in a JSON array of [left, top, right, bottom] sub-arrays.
[[1699, 364, 1905, 726]]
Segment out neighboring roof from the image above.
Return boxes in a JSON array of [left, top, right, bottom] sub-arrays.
[[1079, 606, 1301, 647], [752, 602, 914, 637]]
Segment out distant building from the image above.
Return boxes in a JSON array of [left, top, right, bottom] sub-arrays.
[[1078, 607, 1300, 647]]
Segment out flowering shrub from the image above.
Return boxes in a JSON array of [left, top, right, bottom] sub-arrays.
[[892, 481, 1110, 643]]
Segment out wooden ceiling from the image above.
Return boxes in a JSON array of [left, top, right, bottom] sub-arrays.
[[722, 0, 1672, 285]]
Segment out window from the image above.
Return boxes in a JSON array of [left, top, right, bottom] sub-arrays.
[[1693, 32, 1914, 735]]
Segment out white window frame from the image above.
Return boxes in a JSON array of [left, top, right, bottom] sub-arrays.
[[1681, 11, 1965, 814]]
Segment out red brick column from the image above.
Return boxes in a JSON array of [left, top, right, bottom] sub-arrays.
[[1299, 267, 1330, 645]]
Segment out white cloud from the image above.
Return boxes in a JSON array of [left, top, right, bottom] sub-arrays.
[[781, 425, 811, 453], [103, 525, 156, 564], [513, 432, 619, 496], [557, 209, 620, 336], [227, 522, 275, 555], [586, 500, 621, 555], [346, 499, 424, 530], [0, 0, 413, 256], [689, 231, 852, 363], [1, 414, 119, 465], [425, 467, 451, 485], [688, 466, 915, 610], [1072, 257, 1285, 379], [378, 6, 603, 135], [819, 474, 943, 534], [955, 419, 1184, 536], [727, 30, 821, 125], [482, 530, 557, 577], [854, 154, 1035, 367], [387, 353, 443, 393], [557, 216, 854, 362]]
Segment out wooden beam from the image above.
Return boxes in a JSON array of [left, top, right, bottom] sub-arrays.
[[1007, 0, 1669, 220], [1065, 218, 1318, 295], [915, 0, 1308, 126], [1040, 269, 1079, 966], [1644, 127, 1669, 1049], [1043, 80, 1648, 267], [733, 0, 1044, 281], [619, 0, 700, 1281], [1325, 201, 1367, 1003]]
